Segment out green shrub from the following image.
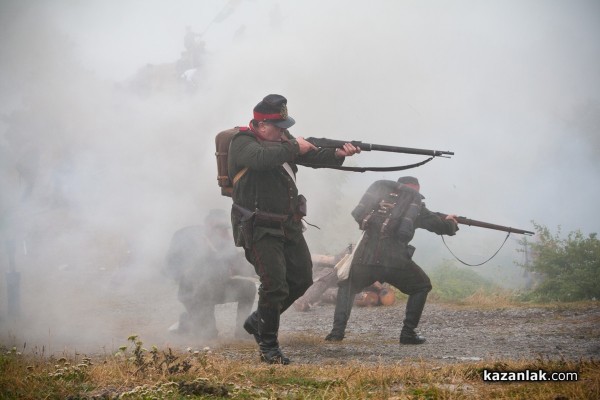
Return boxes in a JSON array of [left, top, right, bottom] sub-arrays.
[[518, 223, 600, 302], [429, 262, 497, 302]]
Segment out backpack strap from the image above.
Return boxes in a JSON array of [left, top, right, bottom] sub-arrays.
[[355, 181, 422, 237], [230, 129, 251, 187], [232, 167, 248, 185]]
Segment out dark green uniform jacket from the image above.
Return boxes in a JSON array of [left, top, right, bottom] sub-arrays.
[[351, 179, 458, 268], [228, 128, 343, 240]]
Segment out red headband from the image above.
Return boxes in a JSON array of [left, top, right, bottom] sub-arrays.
[[253, 111, 284, 121]]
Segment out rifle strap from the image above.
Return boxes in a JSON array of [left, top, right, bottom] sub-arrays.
[[440, 231, 511, 267], [299, 156, 435, 172]]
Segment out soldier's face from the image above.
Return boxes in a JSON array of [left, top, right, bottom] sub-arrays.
[[405, 183, 420, 192], [258, 122, 284, 141]]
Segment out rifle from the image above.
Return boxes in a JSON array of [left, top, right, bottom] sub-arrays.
[[306, 137, 454, 158], [435, 212, 534, 236]]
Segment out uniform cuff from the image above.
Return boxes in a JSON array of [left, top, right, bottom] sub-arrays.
[[288, 139, 300, 156]]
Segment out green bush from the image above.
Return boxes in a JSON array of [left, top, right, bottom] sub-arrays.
[[429, 262, 496, 302], [518, 223, 600, 302]]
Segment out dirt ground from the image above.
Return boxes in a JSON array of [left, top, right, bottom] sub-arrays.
[[2, 270, 599, 365], [220, 301, 600, 365]]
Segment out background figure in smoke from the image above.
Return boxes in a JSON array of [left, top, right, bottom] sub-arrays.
[[325, 176, 459, 345], [182, 26, 205, 70], [228, 94, 361, 364], [1, 129, 39, 318], [164, 209, 256, 340]]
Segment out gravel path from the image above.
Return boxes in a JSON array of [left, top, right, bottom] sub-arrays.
[[2, 272, 599, 365], [219, 301, 600, 365]]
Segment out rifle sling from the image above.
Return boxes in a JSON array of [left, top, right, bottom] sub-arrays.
[[441, 232, 511, 267], [300, 156, 435, 172]]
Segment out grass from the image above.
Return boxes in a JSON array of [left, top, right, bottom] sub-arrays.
[[394, 284, 520, 309], [446, 287, 519, 308], [1, 339, 598, 399]]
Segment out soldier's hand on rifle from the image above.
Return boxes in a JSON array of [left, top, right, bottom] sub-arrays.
[[334, 143, 361, 158], [296, 137, 318, 155], [444, 214, 459, 225]]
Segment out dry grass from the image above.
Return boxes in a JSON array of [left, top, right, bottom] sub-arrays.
[[446, 290, 600, 312], [453, 287, 519, 308], [397, 284, 520, 310], [1, 340, 598, 399]]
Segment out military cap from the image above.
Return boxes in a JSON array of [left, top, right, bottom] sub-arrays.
[[397, 176, 420, 186], [397, 176, 425, 198], [253, 94, 296, 129]]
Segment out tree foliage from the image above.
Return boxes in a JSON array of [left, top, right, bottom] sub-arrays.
[[518, 222, 600, 301]]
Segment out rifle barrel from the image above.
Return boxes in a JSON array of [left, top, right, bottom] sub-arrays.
[[436, 212, 534, 235], [306, 137, 454, 157], [369, 143, 454, 157]]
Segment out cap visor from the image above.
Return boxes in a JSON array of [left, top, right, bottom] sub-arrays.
[[273, 116, 295, 129]]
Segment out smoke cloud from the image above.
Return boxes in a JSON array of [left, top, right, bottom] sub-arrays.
[[1, 0, 599, 352]]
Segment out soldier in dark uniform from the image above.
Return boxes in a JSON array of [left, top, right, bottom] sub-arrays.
[[325, 176, 459, 344], [165, 209, 256, 340], [227, 94, 361, 364]]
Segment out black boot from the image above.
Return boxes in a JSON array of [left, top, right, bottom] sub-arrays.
[[400, 291, 428, 345], [258, 306, 290, 365], [325, 282, 354, 342], [243, 311, 261, 344]]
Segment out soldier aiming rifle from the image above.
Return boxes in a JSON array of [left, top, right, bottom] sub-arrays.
[[325, 176, 459, 344], [325, 176, 535, 345]]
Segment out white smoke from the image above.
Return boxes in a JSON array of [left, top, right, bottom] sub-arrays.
[[1, 0, 599, 352]]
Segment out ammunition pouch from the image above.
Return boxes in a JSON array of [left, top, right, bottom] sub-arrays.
[[295, 194, 307, 218], [407, 245, 416, 259], [254, 209, 289, 229], [232, 204, 289, 248], [232, 204, 255, 249]]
